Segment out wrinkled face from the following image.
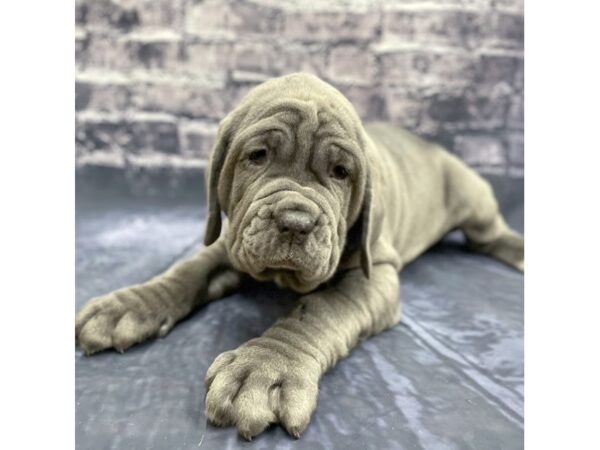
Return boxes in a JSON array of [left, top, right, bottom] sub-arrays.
[[219, 102, 366, 293]]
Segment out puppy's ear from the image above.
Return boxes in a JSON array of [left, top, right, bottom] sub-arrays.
[[204, 116, 234, 246], [359, 172, 373, 278]]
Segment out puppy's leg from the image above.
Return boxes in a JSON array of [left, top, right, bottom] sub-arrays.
[[76, 239, 243, 354], [204, 264, 400, 440], [443, 153, 524, 271]]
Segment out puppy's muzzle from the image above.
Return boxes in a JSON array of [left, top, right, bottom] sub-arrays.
[[275, 209, 316, 243]]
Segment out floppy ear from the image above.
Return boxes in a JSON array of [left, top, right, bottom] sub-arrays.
[[204, 116, 234, 246], [359, 172, 373, 278]]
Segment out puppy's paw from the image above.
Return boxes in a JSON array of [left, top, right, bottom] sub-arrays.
[[469, 229, 524, 273], [493, 231, 524, 273], [204, 341, 320, 440], [75, 285, 176, 355]]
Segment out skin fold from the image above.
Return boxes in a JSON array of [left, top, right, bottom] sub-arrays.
[[75, 73, 524, 440]]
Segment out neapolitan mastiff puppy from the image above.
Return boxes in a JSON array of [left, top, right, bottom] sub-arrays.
[[75, 73, 524, 439]]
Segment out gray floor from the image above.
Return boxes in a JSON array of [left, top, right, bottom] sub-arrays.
[[76, 173, 524, 450]]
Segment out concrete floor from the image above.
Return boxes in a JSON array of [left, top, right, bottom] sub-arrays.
[[75, 173, 523, 450]]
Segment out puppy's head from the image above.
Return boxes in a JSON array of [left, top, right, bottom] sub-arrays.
[[204, 74, 375, 293]]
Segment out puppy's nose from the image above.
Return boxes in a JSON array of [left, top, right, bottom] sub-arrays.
[[276, 210, 316, 236]]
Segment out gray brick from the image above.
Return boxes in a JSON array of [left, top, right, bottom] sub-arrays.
[[481, 12, 523, 50], [185, 0, 236, 38], [186, 0, 280, 38], [490, 0, 525, 13], [77, 114, 180, 155], [336, 86, 386, 121], [327, 45, 377, 85], [76, 0, 135, 29], [76, 80, 132, 112], [229, 1, 282, 35], [257, 0, 381, 12], [382, 10, 523, 51], [380, 50, 474, 87], [465, 87, 513, 129], [506, 95, 523, 129], [474, 54, 523, 91], [230, 71, 271, 84], [75, 1, 88, 24], [281, 44, 328, 78], [382, 11, 482, 50], [179, 120, 218, 159], [282, 11, 380, 43], [382, 0, 482, 8], [383, 89, 423, 128], [423, 93, 471, 129], [454, 134, 507, 169], [125, 35, 183, 72], [128, 118, 180, 155], [131, 0, 185, 29], [232, 42, 281, 76], [513, 57, 524, 92], [132, 81, 228, 119], [231, 41, 329, 80], [76, 0, 184, 30], [75, 30, 89, 68], [505, 132, 524, 167], [183, 41, 233, 80], [419, 86, 512, 134], [77, 32, 129, 71], [77, 32, 184, 73], [77, 118, 124, 154]]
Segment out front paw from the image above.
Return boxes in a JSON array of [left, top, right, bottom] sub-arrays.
[[75, 284, 176, 355], [205, 340, 321, 440]]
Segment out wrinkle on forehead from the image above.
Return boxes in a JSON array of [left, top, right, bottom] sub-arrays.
[[245, 100, 360, 165], [254, 98, 319, 131], [250, 98, 324, 163], [233, 73, 364, 143], [246, 98, 360, 149]]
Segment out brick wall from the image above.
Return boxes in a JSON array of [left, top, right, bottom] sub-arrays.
[[75, 0, 524, 179]]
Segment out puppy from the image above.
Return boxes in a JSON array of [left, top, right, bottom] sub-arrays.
[[76, 73, 524, 440]]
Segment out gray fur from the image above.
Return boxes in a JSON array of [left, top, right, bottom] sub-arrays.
[[75, 73, 523, 440]]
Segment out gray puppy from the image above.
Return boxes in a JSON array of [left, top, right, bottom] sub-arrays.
[[75, 73, 524, 440]]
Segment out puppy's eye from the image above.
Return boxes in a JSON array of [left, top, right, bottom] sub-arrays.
[[248, 149, 267, 165], [331, 165, 349, 180]]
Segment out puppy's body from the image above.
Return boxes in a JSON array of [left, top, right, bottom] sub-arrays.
[[359, 122, 521, 272], [76, 74, 523, 440]]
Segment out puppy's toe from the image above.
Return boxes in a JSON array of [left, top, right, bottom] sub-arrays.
[[278, 378, 318, 439], [232, 374, 278, 439], [205, 365, 247, 427], [205, 351, 236, 390], [514, 259, 524, 272], [78, 313, 115, 354], [111, 312, 159, 352]]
